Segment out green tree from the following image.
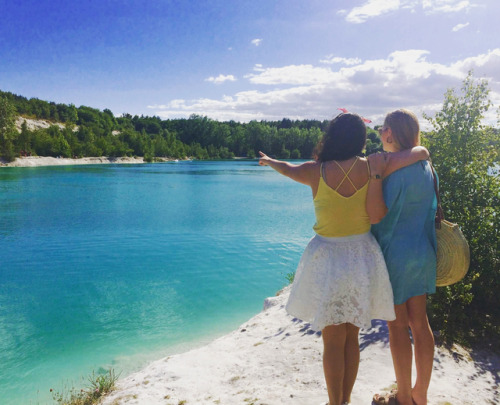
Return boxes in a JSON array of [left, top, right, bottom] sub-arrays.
[[301, 127, 322, 159], [279, 145, 290, 159], [366, 129, 383, 155], [17, 120, 33, 155], [57, 103, 79, 123], [423, 72, 500, 346], [52, 133, 72, 157], [228, 125, 246, 156], [290, 148, 301, 159], [32, 129, 55, 156], [0, 96, 18, 161]]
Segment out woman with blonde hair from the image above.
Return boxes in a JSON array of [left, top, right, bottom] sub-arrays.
[[368, 109, 437, 405], [259, 111, 428, 405]]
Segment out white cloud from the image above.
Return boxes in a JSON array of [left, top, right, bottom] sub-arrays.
[[450, 48, 500, 78], [320, 55, 363, 66], [205, 74, 237, 84], [343, 0, 474, 23], [423, 0, 471, 13], [251, 38, 263, 46], [149, 48, 500, 125], [244, 64, 338, 85], [452, 22, 470, 31], [343, 0, 401, 24]]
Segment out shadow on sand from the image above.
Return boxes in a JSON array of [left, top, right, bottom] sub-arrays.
[[285, 317, 392, 350], [359, 320, 391, 351]]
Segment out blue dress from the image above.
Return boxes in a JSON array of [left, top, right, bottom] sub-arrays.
[[371, 161, 437, 305]]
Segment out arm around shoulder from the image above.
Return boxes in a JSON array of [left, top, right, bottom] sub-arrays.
[[384, 146, 429, 177], [366, 177, 388, 224], [366, 153, 388, 224]]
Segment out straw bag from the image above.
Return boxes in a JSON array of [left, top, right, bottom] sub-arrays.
[[431, 163, 470, 287]]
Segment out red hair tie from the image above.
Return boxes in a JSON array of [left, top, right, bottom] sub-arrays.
[[337, 108, 372, 123]]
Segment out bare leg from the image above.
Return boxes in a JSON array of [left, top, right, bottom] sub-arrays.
[[407, 295, 434, 405], [387, 304, 413, 405], [322, 324, 347, 405], [342, 323, 360, 404]]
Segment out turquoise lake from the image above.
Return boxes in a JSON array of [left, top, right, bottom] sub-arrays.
[[0, 160, 315, 405]]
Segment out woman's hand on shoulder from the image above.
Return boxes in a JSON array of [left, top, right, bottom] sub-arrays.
[[367, 152, 388, 177], [409, 146, 430, 160]]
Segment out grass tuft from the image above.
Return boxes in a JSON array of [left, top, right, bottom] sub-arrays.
[[285, 271, 295, 285], [50, 369, 119, 405]]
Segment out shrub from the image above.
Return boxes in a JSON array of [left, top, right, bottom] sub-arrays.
[[423, 72, 500, 348]]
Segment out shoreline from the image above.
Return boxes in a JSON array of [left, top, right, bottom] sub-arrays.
[[0, 156, 181, 168], [0, 156, 261, 168], [101, 287, 499, 405]]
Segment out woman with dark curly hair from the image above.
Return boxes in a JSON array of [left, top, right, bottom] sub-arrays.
[[259, 112, 428, 405]]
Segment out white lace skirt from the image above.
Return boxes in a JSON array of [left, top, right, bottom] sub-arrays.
[[286, 232, 396, 331]]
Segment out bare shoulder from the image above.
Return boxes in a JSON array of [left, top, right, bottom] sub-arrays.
[[356, 156, 371, 169], [300, 160, 320, 178]]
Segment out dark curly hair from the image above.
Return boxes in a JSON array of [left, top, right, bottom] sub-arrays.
[[313, 113, 367, 162]]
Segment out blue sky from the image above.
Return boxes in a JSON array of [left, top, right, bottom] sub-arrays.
[[1, 0, 499, 126]]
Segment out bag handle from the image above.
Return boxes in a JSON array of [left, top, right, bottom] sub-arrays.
[[429, 159, 444, 229]]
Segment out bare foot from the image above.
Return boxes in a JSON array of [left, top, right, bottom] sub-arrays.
[[394, 393, 413, 405], [411, 389, 427, 405]]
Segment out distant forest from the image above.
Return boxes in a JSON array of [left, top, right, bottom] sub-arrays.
[[0, 90, 383, 162]]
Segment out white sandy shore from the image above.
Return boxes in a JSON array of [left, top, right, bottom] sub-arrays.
[[0, 156, 181, 167], [101, 287, 499, 405]]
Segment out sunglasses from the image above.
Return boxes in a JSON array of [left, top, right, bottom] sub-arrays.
[[378, 127, 388, 135]]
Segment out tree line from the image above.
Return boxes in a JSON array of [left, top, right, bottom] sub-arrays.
[[0, 90, 383, 163]]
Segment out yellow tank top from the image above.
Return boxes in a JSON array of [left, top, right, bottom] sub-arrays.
[[313, 158, 371, 237]]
